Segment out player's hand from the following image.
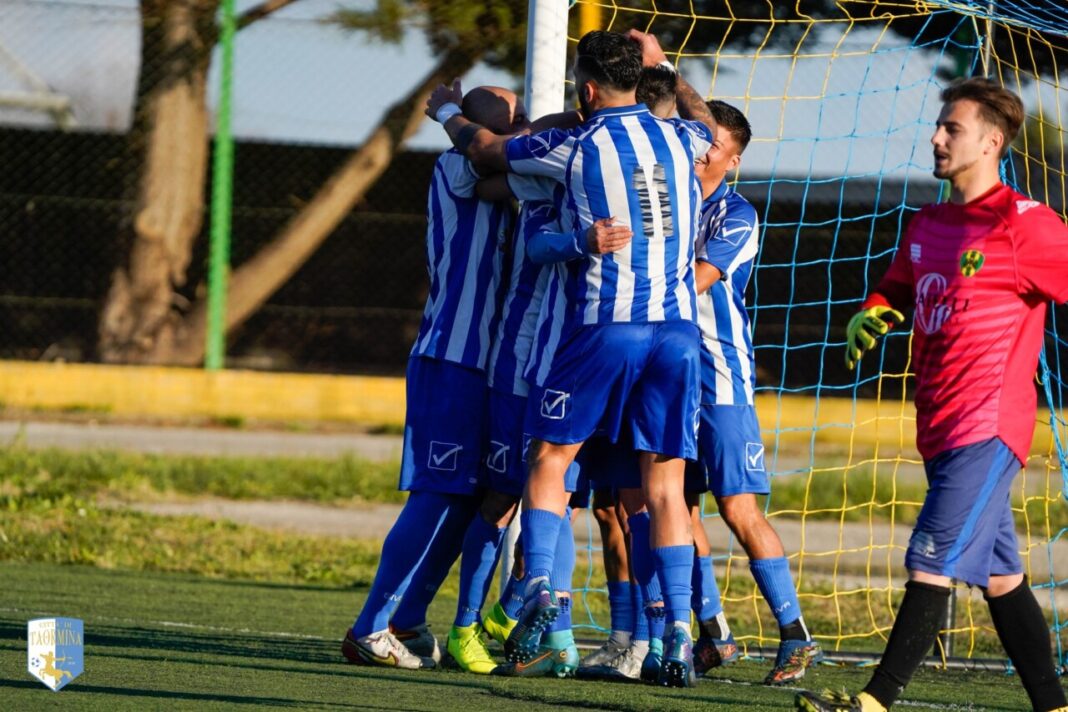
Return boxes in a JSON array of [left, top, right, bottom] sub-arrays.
[[426, 80, 463, 120], [845, 306, 905, 370], [625, 29, 669, 67], [586, 218, 633, 255]]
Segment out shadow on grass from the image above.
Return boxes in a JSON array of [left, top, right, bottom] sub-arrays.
[[0, 678, 385, 708]]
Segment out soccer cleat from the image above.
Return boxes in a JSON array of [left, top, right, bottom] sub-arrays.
[[341, 628, 435, 670], [504, 576, 559, 663], [446, 623, 497, 674], [693, 631, 739, 675], [579, 638, 629, 668], [639, 636, 664, 684], [658, 624, 696, 688], [390, 623, 442, 663], [482, 600, 518, 647], [492, 631, 579, 678], [765, 638, 823, 686], [577, 641, 647, 682], [796, 690, 886, 712]]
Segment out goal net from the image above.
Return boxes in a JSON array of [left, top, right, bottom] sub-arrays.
[[563, 0, 1068, 665]]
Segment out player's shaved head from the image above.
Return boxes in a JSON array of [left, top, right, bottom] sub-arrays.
[[462, 86, 528, 135]]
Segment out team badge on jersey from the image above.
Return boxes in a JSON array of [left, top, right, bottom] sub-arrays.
[[959, 249, 985, 277], [28, 617, 83, 691]]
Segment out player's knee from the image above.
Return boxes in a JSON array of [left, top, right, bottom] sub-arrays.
[[717, 493, 762, 528]]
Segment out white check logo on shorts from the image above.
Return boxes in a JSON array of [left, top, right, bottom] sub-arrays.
[[745, 442, 765, 472], [428, 441, 462, 471], [486, 441, 509, 473], [540, 390, 569, 420]]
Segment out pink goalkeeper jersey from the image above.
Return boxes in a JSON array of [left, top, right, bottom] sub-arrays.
[[868, 183, 1068, 463]]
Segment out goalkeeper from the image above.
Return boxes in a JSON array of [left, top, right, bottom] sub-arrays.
[[799, 78, 1068, 712]]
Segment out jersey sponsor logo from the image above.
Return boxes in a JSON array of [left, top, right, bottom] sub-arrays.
[[1016, 199, 1040, 215], [915, 272, 952, 335], [745, 442, 766, 472], [716, 217, 754, 247], [910, 243, 921, 263], [428, 441, 463, 471], [540, 389, 570, 420], [909, 530, 937, 559], [486, 440, 510, 473], [959, 249, 985, 277]]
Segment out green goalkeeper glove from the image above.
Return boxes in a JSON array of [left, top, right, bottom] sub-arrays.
[[845, 306, 905, 370]]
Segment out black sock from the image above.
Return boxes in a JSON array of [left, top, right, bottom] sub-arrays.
[[780, 617, 809, 642], [863, 580, 951, 708], [987, 578, 1067, 712], [698, 616, 723, 640]]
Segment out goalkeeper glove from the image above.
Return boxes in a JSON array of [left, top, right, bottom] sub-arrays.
[[845, 306, 905, 370]]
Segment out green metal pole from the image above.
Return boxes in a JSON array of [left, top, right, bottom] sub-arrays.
[[206, 0, 236, 370]]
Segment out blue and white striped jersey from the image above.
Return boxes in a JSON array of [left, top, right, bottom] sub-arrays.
[[695, 180, 761, 405], [411, 149, 512, 370], [486, 175, 566, 398], [506, 105, 712, 330]]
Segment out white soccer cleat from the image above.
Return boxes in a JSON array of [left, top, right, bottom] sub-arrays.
[[342, 628, 436, 670]]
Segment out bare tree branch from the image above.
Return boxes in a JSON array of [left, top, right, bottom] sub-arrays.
[[237, 0, 301, 31]]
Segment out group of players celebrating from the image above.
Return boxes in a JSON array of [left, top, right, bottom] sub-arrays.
[[341, 27, 1068, 712]]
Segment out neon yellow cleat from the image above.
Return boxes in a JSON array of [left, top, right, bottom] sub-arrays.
[[482, 601, 518, 647], [447, 623, 498, 674]]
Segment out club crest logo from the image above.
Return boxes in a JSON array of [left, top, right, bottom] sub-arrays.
[[959, 250, 985, 277], [28, 617, 83, 691]]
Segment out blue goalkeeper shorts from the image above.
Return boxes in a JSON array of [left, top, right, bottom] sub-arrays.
[[904, 437, 1023, 587]]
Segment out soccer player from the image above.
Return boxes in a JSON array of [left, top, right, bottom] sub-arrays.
[[340, 86, 525, 670], [797, 78, 1068, 711], [687, 99, 821, 685], [426, 29, 716, 687]]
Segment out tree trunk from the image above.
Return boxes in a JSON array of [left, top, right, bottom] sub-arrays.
[[157, 46, 477, 366], [98, 0, 218, 363]]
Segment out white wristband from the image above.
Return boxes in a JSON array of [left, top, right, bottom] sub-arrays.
[[435, 102, 462, 124], [658, 59, 676, 73]]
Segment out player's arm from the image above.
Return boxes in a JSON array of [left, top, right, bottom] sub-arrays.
[[527, 218, 633, 265], [1014, 205, 1068, 304], [475, 174, 512, 202], [695, 261, 722, 293], [530, 110, 583, 133], [626, 29, 715, 134], [426, 80, 511, 173], [845, 237, 913, 370]]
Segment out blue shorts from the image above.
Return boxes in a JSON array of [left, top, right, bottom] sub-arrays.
[[905, 437, 1023, 588], [399, 357, 488, 496], [574, 436, 703, 493], [697, 405, 770, 497], [486, 389, 528, 497], [487, 388, 582, 498], [525, 322, 701, 460]]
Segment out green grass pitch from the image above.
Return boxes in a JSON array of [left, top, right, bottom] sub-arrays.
[[0, 562, 1055, 710]]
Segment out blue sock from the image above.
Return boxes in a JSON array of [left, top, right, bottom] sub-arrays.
[[632, 582, 649, 641], [608, 581, 635, 634], [750, 556, 802, 627], [627, 512, 663, 607], [646, 604, 666, 641], [692, 554, 722, 622], [501, 574, 525, 619], [653, 544, 695, 627], [521, 508, 562, 583], [548, 595, 572, 634], [388, 494, 477, 631], [353, 491, 464, 636], [552, 508, 575, 594], [453, 515, 507, 627]]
